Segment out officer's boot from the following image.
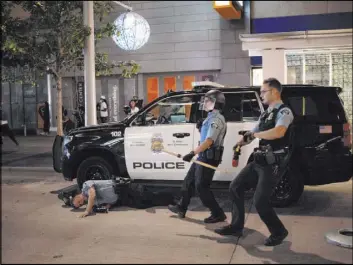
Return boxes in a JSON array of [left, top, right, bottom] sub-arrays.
[[204, 211, 227, 223], [168, 204, 186, 218], [264, 229, 288, 246], [214, 225, 243, 236]]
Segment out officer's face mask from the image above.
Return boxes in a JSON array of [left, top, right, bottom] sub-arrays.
[[200, 97, 216, 112]]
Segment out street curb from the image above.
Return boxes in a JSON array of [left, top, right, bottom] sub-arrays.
[[1, 166, 55, 173]]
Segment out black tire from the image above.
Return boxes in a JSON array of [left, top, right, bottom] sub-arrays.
[[270, 168, 304, 208], [76, 156, 114, 189]]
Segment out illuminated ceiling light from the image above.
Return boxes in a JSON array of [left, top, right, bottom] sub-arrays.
[[213, 1, 242, 20], [112, 11, 150, 51], [214, 1, 231, 6]]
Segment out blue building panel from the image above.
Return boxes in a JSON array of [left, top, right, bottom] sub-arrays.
[[250, 56, 262, 66], [252, 12, 352, 34]]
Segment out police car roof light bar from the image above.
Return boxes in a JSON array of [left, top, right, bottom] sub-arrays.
[[192, 81, 225, 89]]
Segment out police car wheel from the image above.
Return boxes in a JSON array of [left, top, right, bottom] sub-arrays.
[[270, 169, 304, 208], [76, 156, 113, 189]]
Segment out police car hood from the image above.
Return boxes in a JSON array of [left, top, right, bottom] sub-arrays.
[[67, 121, 126, 135]]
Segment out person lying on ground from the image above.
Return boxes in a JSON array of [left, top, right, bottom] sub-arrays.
[[72, 180, 118, 218]]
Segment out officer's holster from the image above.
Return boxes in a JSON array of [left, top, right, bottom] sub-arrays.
[[253, 145, 287, 167], [200, 146, 225, 162]]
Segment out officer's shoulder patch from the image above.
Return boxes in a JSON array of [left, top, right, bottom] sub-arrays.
[[280, 108, 291, 115], [211, 122, 219, 129]]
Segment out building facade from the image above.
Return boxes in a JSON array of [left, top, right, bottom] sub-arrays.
[[1, 1, 352, 133]]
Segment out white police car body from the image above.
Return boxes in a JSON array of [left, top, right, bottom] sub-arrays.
[[54, 82, 352, 207]]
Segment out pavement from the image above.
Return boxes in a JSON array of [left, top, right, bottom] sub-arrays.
[[1, 170, 352, 264], [1, 135, 54, 169], [1, 136, 352, 263]]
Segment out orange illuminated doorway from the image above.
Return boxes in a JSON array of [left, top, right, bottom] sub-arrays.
[[147, 77, 159, 103], [164, 77, 176, 93], [183, 76, 195, 120], [147, 77, 159, 117], [183, 76, 195, 91]]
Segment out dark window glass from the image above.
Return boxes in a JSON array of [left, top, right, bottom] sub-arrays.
[[242, 92, 261, 121], [223, 92, 261, 122], [282, 89, 346, 123]]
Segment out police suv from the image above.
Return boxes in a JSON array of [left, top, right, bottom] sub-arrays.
[[53, 82, 352, 207]]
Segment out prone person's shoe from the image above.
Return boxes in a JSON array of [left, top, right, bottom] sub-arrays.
[[168, 204, 186, 218], [264, 229, 288, 246]]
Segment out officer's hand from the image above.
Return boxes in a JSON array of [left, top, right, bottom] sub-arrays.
[[233, 144, 241, 153], [183, 151, 195, 162], [243, 131, 255, 143]]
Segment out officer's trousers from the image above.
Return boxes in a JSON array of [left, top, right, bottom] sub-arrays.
[[229, 161, 286, 236], [179, 159, 225, 217]]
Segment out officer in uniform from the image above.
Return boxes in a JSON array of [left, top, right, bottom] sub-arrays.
[[168, 90, 228, 223], [215, 78, 294, 246]]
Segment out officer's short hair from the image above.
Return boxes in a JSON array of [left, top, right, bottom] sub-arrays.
[[263, 78, 282, 93]]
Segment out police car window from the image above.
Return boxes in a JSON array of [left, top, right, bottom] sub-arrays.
[[284, 90, 345, 123], [136, 95, 197, 126], [242, 92, 261, 121], [222, 93, 242, 122], [220, 93, 261, 122]]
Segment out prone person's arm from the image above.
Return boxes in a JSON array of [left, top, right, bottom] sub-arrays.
[[84, 187, 96, 215]]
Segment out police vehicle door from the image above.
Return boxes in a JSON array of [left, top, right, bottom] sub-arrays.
[[213, 91, 263, 181], [125, 94, 199, 181]]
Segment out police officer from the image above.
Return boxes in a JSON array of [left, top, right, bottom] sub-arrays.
[[168, 90, 227, 223], [215, 78, 294, 247]]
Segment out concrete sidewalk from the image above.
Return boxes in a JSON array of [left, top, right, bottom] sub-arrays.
[[1, 178, 352, 264], [1, 135, 54, 169], [230, 181, 353, 264]]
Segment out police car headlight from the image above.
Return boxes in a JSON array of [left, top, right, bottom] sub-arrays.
[[63, 136, 73, 146], [63, 136, 73, 158]]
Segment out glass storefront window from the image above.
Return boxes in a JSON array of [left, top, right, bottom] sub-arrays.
[[252, 68, 263, 86], [286, 51, 352, 126], [304, 53, 330, 86], [286, 54, 303, 84]]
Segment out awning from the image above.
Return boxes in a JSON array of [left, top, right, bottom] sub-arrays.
[[239, 29, 353, 56]]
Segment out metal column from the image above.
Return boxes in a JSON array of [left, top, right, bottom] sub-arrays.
[[83, 1, 97, 126]]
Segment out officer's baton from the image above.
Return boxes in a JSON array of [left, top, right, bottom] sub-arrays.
[[162, 149, 233, 174]]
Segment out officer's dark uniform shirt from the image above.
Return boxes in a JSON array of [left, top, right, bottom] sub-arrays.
[[252, 102, 293, 133], [251, 101, 294, 150], [199, 109, 227, 158]]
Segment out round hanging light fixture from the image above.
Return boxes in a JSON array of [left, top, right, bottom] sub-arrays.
[[112, 11, 150, 51]]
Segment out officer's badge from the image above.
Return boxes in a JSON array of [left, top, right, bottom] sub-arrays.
[[280, 109, 290, 115], [211, 123, 219, 129], [151, 133, 164, 154], [268, 112, 274, 120]]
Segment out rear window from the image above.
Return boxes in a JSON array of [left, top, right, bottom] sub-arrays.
[[282, 89, 347, 123], [223, 92, 261, 122]]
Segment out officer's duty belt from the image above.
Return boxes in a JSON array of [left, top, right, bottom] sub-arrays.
[[199, 146, 224, 161]]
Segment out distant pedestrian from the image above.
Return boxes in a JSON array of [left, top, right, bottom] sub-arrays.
[[63, 108, 75, 135], [1, 120, 19, 146], [99, 95, 109, 123], [129, 97, 140, 115], [39, 101, 50, 136]]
